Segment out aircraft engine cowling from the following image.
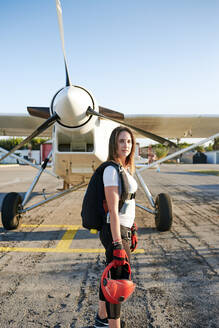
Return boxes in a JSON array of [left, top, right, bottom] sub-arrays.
[[50, 85, 98, 135]]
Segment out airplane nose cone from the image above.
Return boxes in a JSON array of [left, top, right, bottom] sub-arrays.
[[53, 86, 95, 128]]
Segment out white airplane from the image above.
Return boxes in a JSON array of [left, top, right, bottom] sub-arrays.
[[1, 0, 219, 232]]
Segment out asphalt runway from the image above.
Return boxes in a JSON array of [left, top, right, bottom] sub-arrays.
[[0, 164, 219, 328]]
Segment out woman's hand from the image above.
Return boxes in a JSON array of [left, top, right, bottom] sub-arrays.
[[130, 222, 138, 252], [112, 243, 128, 267]]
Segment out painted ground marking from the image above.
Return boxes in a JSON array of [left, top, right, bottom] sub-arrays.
[[0, 224, 145, 254]]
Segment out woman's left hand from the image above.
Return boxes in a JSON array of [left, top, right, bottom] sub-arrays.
[[130, 223, 138, 252]]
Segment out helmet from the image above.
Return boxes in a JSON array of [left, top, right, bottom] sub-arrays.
[[101, 261, 136, 304]]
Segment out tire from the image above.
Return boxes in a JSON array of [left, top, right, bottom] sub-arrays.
[[155, 193, 172, 231], [1, 192, 22, 230]]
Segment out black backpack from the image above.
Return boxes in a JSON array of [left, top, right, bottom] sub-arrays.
[[81, 161, 129, 231]]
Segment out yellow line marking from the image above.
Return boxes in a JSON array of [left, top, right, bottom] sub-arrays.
[[0, 247, 105, 253], [0, 224, 145, 254], [21, 224, 81, 229], [0, 247, 144, 254], [133, 249, 145, 254], [56, 228, 79, 250]]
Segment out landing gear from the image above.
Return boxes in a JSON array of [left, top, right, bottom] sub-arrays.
[[1, 192, 22, 230], [155, 193, 172, 231], [135, 171, 173, 231]]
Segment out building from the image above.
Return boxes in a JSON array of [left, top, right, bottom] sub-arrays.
[[205, 151, 219, 164]]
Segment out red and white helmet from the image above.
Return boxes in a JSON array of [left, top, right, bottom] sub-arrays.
[[101, 261, 136, 304]]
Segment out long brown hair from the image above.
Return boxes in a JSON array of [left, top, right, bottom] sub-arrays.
[[107, 126, 136, 174]]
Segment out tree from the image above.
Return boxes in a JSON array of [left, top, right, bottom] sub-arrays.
[[177, 142, 193, 149], [30, 138, 49, 150], [153, 144, 169, 159], [0, 137, 49, 151], [0, 137, 23, 151], [195, 146, 205, 152], [213, 138, 219, 151], [205, 143, 213, 152]]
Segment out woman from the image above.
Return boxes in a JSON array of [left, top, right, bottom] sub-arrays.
[[94, 126, 138, 328]]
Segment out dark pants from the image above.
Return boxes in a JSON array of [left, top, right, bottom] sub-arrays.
[[99, 223, 131, 319]]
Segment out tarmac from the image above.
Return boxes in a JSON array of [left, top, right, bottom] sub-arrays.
[[0, 164, 219, 328]]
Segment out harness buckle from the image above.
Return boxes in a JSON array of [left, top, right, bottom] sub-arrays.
[[127, 230, 131, 239]]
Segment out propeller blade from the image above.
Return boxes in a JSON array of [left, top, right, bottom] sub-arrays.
[[27, 107, 50, 119], [99, 106, 124, 120], [87, 107, 177, 148], [55, 0, 71, 86], [0, 113, 59, 163]]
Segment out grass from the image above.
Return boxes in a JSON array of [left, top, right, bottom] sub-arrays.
[[188, 170, 219, 176]]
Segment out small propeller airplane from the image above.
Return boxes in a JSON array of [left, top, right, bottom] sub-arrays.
[[1, 0, 219, 232]]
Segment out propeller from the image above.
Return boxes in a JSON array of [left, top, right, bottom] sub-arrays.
[[55, 0, 71, 87], [27, 107, 50, 119], [27, 105, 125, 121], [99, 106, 124, 120], [54, 0, 176, 148], [0, 113, 59, 163], [87, 107, 177, 148]]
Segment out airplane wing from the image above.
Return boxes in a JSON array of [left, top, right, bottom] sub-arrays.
[[124, 114, 219, 139], [1, 113, 219, 140], [0, 114, 52, 137]]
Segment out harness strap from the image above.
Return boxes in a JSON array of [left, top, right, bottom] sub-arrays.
[[127, 192, 136, 200]]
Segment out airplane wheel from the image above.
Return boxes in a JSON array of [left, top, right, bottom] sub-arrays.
[[1, 192, 22, 230], [155, 193, 172, 231]]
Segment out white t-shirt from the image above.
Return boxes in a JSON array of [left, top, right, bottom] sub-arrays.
[[103, 165, 138, 228]]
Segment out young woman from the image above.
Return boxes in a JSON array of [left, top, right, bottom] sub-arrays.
[[94, 126, 138, 328]]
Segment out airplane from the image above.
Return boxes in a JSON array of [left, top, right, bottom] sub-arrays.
[[0, 0, 219, 233]]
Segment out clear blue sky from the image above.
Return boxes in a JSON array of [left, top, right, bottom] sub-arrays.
[[0, 0, 219, 116]]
